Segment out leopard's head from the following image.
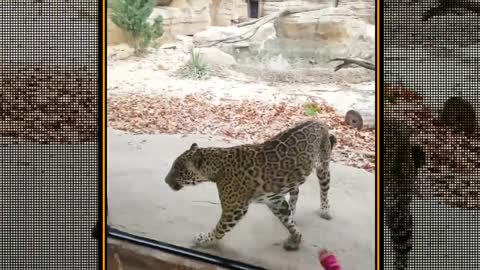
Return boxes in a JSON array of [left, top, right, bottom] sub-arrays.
[[165, 143, 207, 191]]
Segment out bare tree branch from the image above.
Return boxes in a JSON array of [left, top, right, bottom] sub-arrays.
[[329, 58, 375, 71], [237, 17, 262, 27], [198, 7, 325, 48], [410, 0, 480, 21]]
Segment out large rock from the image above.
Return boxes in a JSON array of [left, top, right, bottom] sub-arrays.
[[262, 0, 329, 16], [107, 16, 130, 46], [193, 47, 237, 67], [192, 23, 277, 59], [262, 0, 374, 24], [149, 6, 211, 42], [345, 1, 376, 24], [275, 7, 371, 42], [192, 4, 375, 64], [233, 0, 249, 23], [272, 6, 375, 60], [251, 22, 276, 43], [193, 26, 244, 45], [210, 0, 248, 26], [169, 0, 209, 9], [193, 22, 275, 46]]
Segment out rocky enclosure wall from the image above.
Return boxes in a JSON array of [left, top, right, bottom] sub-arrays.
[[210, 0, 248, 26], [270, 11, 374, 61], [262, 0, 374, 24], [108, 0, 248, 45]]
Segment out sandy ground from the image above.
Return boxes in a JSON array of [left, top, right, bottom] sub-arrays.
[[107, 128, 375, 270], [107, 43, 376, 126]]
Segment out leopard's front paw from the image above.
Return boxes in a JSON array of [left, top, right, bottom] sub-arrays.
[[283, 232, 302, 251], [319, 209, 332, 220], [193, 232, 217, 247]]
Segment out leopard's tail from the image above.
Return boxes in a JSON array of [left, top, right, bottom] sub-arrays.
[[329, 134, 337, 149]]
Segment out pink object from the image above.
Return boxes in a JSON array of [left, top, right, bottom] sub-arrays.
[[320, 254, 342, 270]]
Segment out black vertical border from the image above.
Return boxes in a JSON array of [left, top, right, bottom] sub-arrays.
[[376, 0, 382, 269], [98, 0, 107, 268]]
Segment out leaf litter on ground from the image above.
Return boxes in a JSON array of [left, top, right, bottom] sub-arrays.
[[108, 93, 376, 173], [385, 93, 480, 210]]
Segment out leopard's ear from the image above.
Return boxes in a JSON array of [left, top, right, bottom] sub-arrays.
[[190, 143, 199, 151], [191, 149, 204, 169]]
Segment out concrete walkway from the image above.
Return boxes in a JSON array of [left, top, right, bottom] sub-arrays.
[[107, 128, 375, 270]]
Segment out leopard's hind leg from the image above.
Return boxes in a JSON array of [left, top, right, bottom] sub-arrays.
[[316, 161, 332, 220], [288, 186, 300, 216], [265, 195, 302, 251], [385, 182, 413, 270]]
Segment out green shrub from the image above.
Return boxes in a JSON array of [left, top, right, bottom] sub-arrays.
[[180, 49, 210, 80], [110, 0, 164, 55], [304, 103, 322, 116]]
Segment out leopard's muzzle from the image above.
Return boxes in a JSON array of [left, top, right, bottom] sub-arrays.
[[165, 173, 183, 191]]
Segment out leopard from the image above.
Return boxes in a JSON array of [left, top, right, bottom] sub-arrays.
[[164, 120, 336, 251], [383, 115, 425, 270]]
